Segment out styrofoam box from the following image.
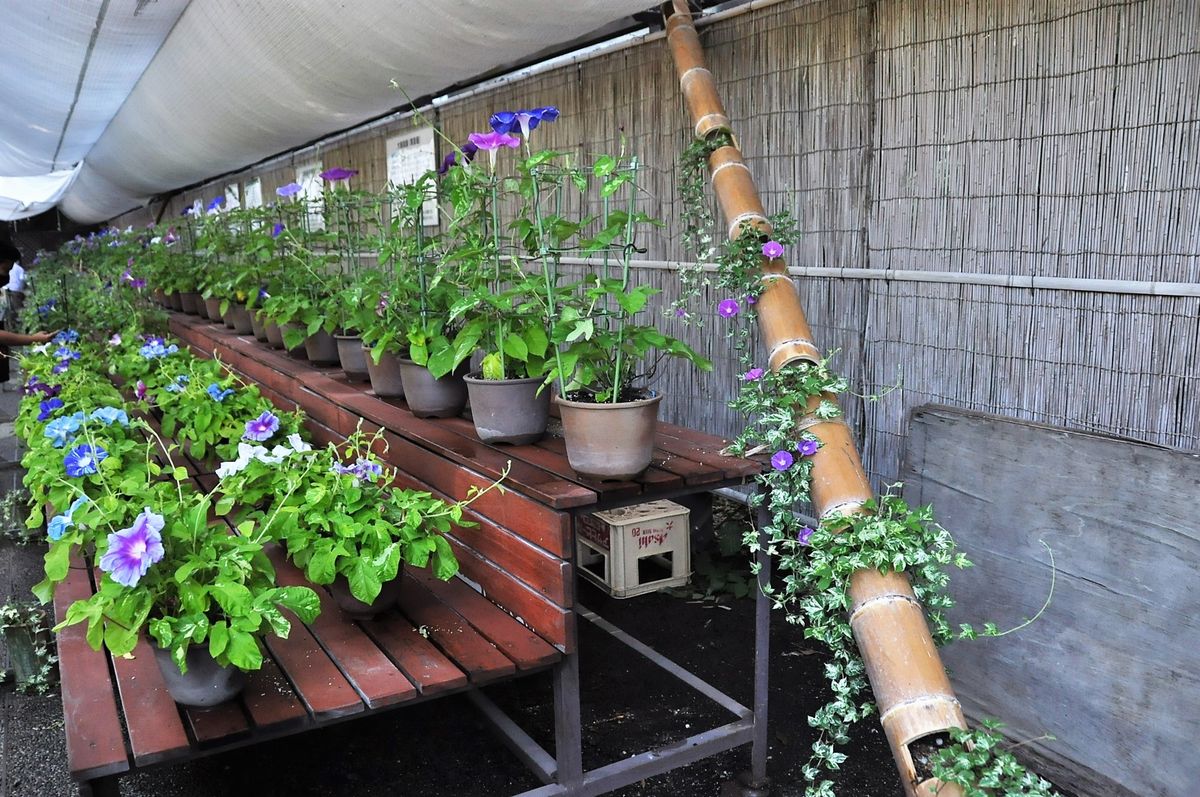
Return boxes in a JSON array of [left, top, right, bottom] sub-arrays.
[[576, 500, 690, 598]]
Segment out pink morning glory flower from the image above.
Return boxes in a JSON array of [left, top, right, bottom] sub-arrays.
[[98, 509, 165, 588], [467, 131, 521, 169], [244, 411, 280, 442], [717, 298, 739, 318], [762, 240, 784, 259], [743, 368, 764, 382], [798, 439, 820, 457], [770, 450, 794, 471], [797, 526, 815, 546]]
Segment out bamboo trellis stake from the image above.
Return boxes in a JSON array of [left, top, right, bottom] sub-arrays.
[[662, 3, 966, 796]]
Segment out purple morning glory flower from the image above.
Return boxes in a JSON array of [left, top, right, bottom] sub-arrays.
[[438, 141, 479, 175], [674, 307, 687, 318], [320, 167, 358, 182], [271, 222, 285, 238], [797, 526, 815, 546], [762, 240, 784, 259], [108, 333, 122, 346], [745, 294, 757, 306], [717, 298, 740, 318], [37, 398, 64, 421], [64, 444, 108, 478], [258, 287, 270, 300], [206, 196, 224, 212], [375, 292, 389, 317], [742, 368, 764, 382], [276, 182, 302, 198], [52, 359, 71, 375], [131, 277, 147, 289], [98, 509, 165, 588], [467, 131, 521, 168], [244, 410, 280, 442], [770, 450, 794, 471], [207, 383, 234, 402], [489, 107, 559, 138], [332, 458, 384, 481], [134, 380, 147, 402], [797, 439, 820, 457]]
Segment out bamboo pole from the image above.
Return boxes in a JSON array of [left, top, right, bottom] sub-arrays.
[[662, 3, 966, 795]]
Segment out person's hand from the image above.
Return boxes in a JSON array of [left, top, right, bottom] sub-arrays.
[[29, 331, 55, 344]]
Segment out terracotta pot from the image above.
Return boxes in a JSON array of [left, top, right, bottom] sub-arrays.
[[264, 321, 285, 349], [329, 572, 403, 620], [153, 644, 246, 708], [179, 292, 201, 315], [555, 392, 662, 480], [168, 292, 183, 311], [226, 304, 254, 335], [249, 309, 268, 342], [463, 374, 549, 445], [277, 323, 309, 359], [398, 359, 468, 418], [205, 297, 224, 321], [335, 335, 370, 382], [363, 346, 405, 397], [303, 329, 339, 365]]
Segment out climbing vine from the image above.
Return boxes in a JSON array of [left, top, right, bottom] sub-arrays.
[[678, 133, 1059, 797]]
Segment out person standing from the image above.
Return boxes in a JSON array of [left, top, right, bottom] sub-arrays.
[[1, 242, 26, 325]]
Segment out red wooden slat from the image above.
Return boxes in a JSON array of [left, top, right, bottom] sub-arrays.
[[653, 424, 764, 479], [445, 515, 573, 606], [267, 548, 418, 710], [242, 656, 309, 732], [409, 569, 560, 670], [362, 613, 468, 696], [108, 636, 191, 767], [395, 573, 517, 684], [183, 701, 251, 745], [53, 562, 130, 780], [260, 614, 364, 720]]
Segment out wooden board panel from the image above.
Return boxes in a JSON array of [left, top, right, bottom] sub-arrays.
[[109, 635, 191, 766], [444, 514, 573, 607], [260, 615, 364, 721], [904, 405, 1200, 797], [183, 701, 251, 746], [395, 574, 516, 684], [241, 656, 309, 732], [53, 563, 130, 780], [362, 613, 468, 696]]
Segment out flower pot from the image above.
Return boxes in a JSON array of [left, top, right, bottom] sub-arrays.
[[555, 392, 662, 480], [249, 309, 268, 342], [202, 297, 221, 322], [179, 291, 201, 315], [335, 335, 370, 382], [223, 303, 237, 330], [226, 304, 254, 335], [195, 298, 211, 319], [153, 644, 246, 707], [363, 346, 405, 398], [167, 291, 183, 311], [329, 572, 403, 620], [464, 374, 549, 445], [399, 359, 468, 418], [264, 321, 285, 349], [303, 330, 339, 365], [277, 323, 309, 359]]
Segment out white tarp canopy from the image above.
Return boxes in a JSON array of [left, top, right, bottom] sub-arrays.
[[0, 166, 81, 221], [1, 0, 655, 224]]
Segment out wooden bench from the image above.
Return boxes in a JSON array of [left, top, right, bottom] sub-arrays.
[[57, 313, 765, 796]]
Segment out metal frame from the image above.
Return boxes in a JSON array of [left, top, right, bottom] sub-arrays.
[[471, 514, 773, 797]]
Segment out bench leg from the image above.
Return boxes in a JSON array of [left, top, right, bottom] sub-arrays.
[[79, 775, 120, 797], [552, 652, 583, 792]]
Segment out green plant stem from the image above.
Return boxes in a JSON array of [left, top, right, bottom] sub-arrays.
[[611, 157, 638, 402], [489, 177, 506, 379], [530, 166, 566, 397]]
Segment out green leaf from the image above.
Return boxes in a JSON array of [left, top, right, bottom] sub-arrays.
[[208, 621, 229, 658], [348, 559, 383, 604], [44, 542, 70, 582], [502, 332, 528, 362], [225, 630, 262, 670]]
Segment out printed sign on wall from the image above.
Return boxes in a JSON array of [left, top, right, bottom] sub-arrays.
[[386, 128, 438, 226]]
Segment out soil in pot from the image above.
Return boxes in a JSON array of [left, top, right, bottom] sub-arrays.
[[179, 292, 201, 314], [249, 309, 268, 341], [152, 644, 247, 708], [335, 335, 370, 382], [364, 346, 405, 397], [555, 390, 662, 480], [227, 304, 254, 335], [399, 359, 468, 418], [304, 330, 339, 365], [329, 572, 403, 620], [204, 297, 222, 322], [464, 374, 549, 445]]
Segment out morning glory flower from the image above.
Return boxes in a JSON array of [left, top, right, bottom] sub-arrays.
[[53, 329, 80, 344], [467, 131, 521, 169], [47, 495, 90, 542], [90, 406, 130, 427], [762, 240, 784, 259], [717, 299, 740, 318], [797, 439, 820, 457], [276, 182, 302, 198], [134, 380, 147, 402], [164, 374, 189, 393], [244, 410, 280, 442], [98, 509, 165, 588], [375, 292, 389, 317], [52, 359, 71, 375], [206, 196, 224, 213], [742, 368, 764, 382], [64, 444, 108, 478], [770, 450, 794, 471], [139, 338, 178, 359], [163, 230, 179, 244], [285, 433, 311, 453], [38, 398, 64, 421], [54, 346, 81, 361], [207, 383, 235, 402], [108, 333, 122, 346], [438, 141, 479, 175], [797, 526, 815, 546], [36, 300, 56, 317], [44, 413, 85, 448], [320, 167, 358, 182], [271, 222, 285, 238], [332, 458, 384, 481], [489, 106, 559, 138]]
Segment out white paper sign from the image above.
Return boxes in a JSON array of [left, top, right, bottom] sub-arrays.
[[386, 128, 438, 226], [243, 179, 262, 209]]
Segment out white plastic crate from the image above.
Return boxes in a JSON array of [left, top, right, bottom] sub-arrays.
[[576, 500, 691, 598]]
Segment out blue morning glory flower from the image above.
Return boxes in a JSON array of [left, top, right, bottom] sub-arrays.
[[44, 412, 85, 448], [53, 329, 80, 345], [489, 106, 559, 138], [89, 406, 130, 427], [139, 338, 178, 359], [64, 444, 107, 478], [37, 398, 64, 422], [164, 374, 189, 393], [206, 383, 234, 402], [47, 495, 90, 541]]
